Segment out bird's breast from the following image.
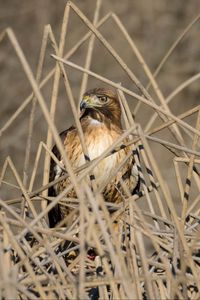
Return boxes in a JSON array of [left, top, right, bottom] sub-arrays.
[[73, 126, 123, 187]]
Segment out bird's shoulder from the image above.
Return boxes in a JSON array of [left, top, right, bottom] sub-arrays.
[[49, 126, 76, 182], [52, 126, 76, 157]]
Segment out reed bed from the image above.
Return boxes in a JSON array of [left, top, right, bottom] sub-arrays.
[[0, 1, 200, 299]]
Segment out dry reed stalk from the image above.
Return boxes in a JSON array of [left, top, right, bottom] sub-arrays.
[[134, 13, 200, 115], [42, 3, 70, 211], [79, 0, 102, 99], [144, 72, 200, 136], [112, 14, 184, 145], [0, 213, 46, 298], [22, 24, 50, 192], [0, 1, 200, 299], [52, 56, 200, 138], [181, 110, 200, 221], [68, 1, 199, 152], [0, 13, 111, 138]]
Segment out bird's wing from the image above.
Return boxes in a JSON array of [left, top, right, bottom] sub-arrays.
[[48, 126, 75, 228], [124, 142, 140, 195]]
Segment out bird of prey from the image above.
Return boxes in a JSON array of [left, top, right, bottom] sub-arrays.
[[48, 87, 139, 227]]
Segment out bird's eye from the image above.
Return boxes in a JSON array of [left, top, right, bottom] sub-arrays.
[[98, 96, 108, 103]]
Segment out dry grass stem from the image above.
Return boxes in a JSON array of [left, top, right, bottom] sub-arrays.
[[0, 2, 200, 299]]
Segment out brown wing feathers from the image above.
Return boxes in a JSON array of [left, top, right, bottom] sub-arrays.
[[48, 127, 74, 227]]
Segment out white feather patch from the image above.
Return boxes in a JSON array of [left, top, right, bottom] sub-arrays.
[[54, 164, 62, 180], [89, 119, 102, 125], [131, 164, 139, 179]]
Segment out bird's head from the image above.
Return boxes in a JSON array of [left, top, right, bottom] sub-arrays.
[[80, 88, 122, 128]]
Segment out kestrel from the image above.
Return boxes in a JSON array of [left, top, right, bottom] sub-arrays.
[[48, 87, 139, 227]]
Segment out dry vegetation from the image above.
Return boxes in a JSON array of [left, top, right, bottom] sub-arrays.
[[0, 1, 200, 299]]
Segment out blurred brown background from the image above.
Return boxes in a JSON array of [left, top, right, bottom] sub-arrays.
[[0, 0, 199, 199]]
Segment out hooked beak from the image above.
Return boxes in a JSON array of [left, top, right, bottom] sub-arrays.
[[80, 96, 92, 111]]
